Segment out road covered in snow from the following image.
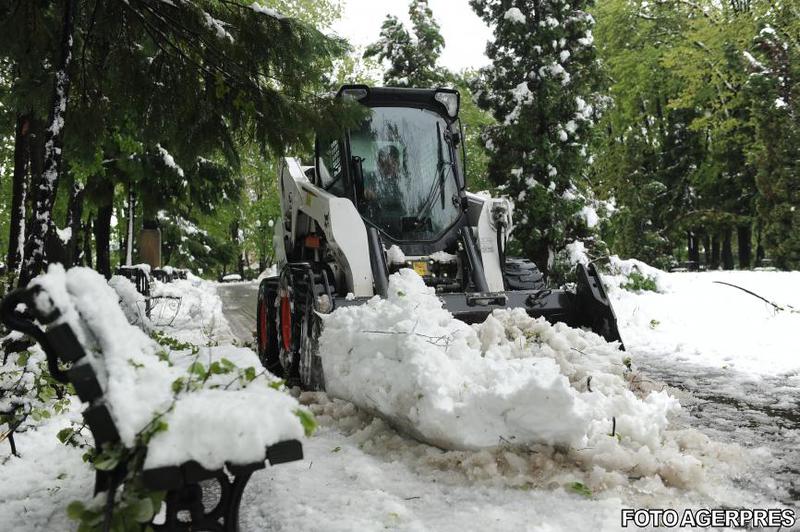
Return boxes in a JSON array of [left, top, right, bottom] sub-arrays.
[[220, 266, 800, 530], [1, 265, 797, 532]]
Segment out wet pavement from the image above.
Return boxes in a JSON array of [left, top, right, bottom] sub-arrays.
[[217, 281, 259, 346]]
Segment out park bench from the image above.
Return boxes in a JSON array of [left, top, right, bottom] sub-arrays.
[[115, 265, 152, 296], [1, 275, 304, 531]]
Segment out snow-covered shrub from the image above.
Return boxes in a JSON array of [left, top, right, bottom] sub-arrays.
[[604, 256, 667, 293], [0, 345, 71, 438]]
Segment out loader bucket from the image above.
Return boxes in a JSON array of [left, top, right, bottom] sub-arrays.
[[334, 263, 624, 349]]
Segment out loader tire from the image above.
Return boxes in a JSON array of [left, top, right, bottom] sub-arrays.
[[257, 278, 283, 377], [503, 257, 545, 291]]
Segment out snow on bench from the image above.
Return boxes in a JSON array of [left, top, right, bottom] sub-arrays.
[[1, 265, 308, 529]]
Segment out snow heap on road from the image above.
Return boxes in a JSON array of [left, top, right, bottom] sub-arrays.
[[320, 269, 712, 488], [30, 265, 306, 470]]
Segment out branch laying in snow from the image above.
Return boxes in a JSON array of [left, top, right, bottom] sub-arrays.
[[712, 281, 797, 313]]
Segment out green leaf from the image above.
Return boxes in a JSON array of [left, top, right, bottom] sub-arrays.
[[17, 351, 30, 367], [171, 377, 185, 394], [188, 362, 207, 379], [57, 428, 74, 444], [66, 501, 85, 521], [569, 482, 592, 498], [294, 409, 317, 437], [131, 497, 155, 523], [243, 367, 257, 382], [331, 446, 341, 453]]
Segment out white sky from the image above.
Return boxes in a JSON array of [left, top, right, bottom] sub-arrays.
[[331, 0, 493, 73]]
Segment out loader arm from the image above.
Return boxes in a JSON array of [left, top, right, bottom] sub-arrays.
[[278, 157, 375, 297]]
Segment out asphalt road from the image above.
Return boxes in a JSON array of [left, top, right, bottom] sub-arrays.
[[217, 281, 259, 346]]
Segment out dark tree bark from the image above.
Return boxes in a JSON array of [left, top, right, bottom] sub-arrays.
[[755, 225, 765, 266], [20, 0, 78, 285], [82, 218, 93, 267], [687, 230, 700, 267], [711, 234, 721, 270], [65, 183, 85, 266], [702, 233, 711, 269], [94, 203, 113, 278], [722, 227, 735, 270], [7, 114, 31, 285], [737, 225, 752, 269]]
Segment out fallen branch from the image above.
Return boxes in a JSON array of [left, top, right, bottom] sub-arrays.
[[712, 281, 796, 313]]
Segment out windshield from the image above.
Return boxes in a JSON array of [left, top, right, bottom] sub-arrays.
[[349, 107, 461, 242]]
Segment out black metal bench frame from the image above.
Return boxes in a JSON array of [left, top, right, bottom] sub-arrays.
[[1, 285, 303, 531]]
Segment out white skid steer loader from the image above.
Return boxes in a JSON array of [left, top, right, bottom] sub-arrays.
[[257, 85, 622, 390]]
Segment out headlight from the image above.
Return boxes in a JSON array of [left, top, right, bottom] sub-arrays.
[[434, 90, 460, 118], [339, 85, 369, 101]]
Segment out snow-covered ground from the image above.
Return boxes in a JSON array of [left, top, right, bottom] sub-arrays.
[[1, 266, 798, 531]]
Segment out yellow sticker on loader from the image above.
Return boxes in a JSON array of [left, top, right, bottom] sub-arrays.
[[412, 261, 429, 276]]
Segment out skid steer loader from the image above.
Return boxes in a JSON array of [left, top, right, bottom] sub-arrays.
[[257, 85, 622, 390]]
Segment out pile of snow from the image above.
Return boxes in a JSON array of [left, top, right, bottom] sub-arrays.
[[319, 269, 721, 488], [29, 265, 306, 470], [149, 277, 233, 343], [109, 274, 148, 327], [608, 269, 800, 377]]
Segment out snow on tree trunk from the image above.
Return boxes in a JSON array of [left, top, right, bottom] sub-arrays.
[[470, 0, 603, 277], [20, 0, 77, 285], [7, 114, 30, 286]]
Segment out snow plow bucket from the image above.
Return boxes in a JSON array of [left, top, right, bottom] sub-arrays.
[[336, 264, 624, 348]]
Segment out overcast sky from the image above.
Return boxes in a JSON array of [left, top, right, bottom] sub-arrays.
[[330, 0, 493, 73]]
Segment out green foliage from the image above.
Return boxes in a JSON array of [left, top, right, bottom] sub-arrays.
[[0, 349, 70, 433], [744, 5, 800, 269], [621, 271, 659, 293]]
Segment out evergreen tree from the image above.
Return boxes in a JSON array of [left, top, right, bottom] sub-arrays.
[[364, 0, 445, 87], [745, 5, 800, 269], [470, 0, 603, 277], [1, 0, 356, 282]]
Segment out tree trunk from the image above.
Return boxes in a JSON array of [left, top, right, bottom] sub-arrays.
[[65, 182, 84, 266], [703, 233, 711, 269], [94, 204, 113, 279], [687, 230, 700, 268], [722, 227, 734, 270], [737, 224, 752, 269], [711, 234, 721, 270], [82, 218, 93, 267], [20, 0, 78, 284], [26, 118, 46, 237], [6, 114, 31, 286]]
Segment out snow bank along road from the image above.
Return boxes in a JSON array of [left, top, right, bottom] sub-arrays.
[[219, 269, 799, 530]]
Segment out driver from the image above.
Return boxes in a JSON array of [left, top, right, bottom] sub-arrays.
[[364, 145, 402, 201]]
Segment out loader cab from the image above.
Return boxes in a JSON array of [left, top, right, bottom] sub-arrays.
[[315, 85, 468, 254]]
